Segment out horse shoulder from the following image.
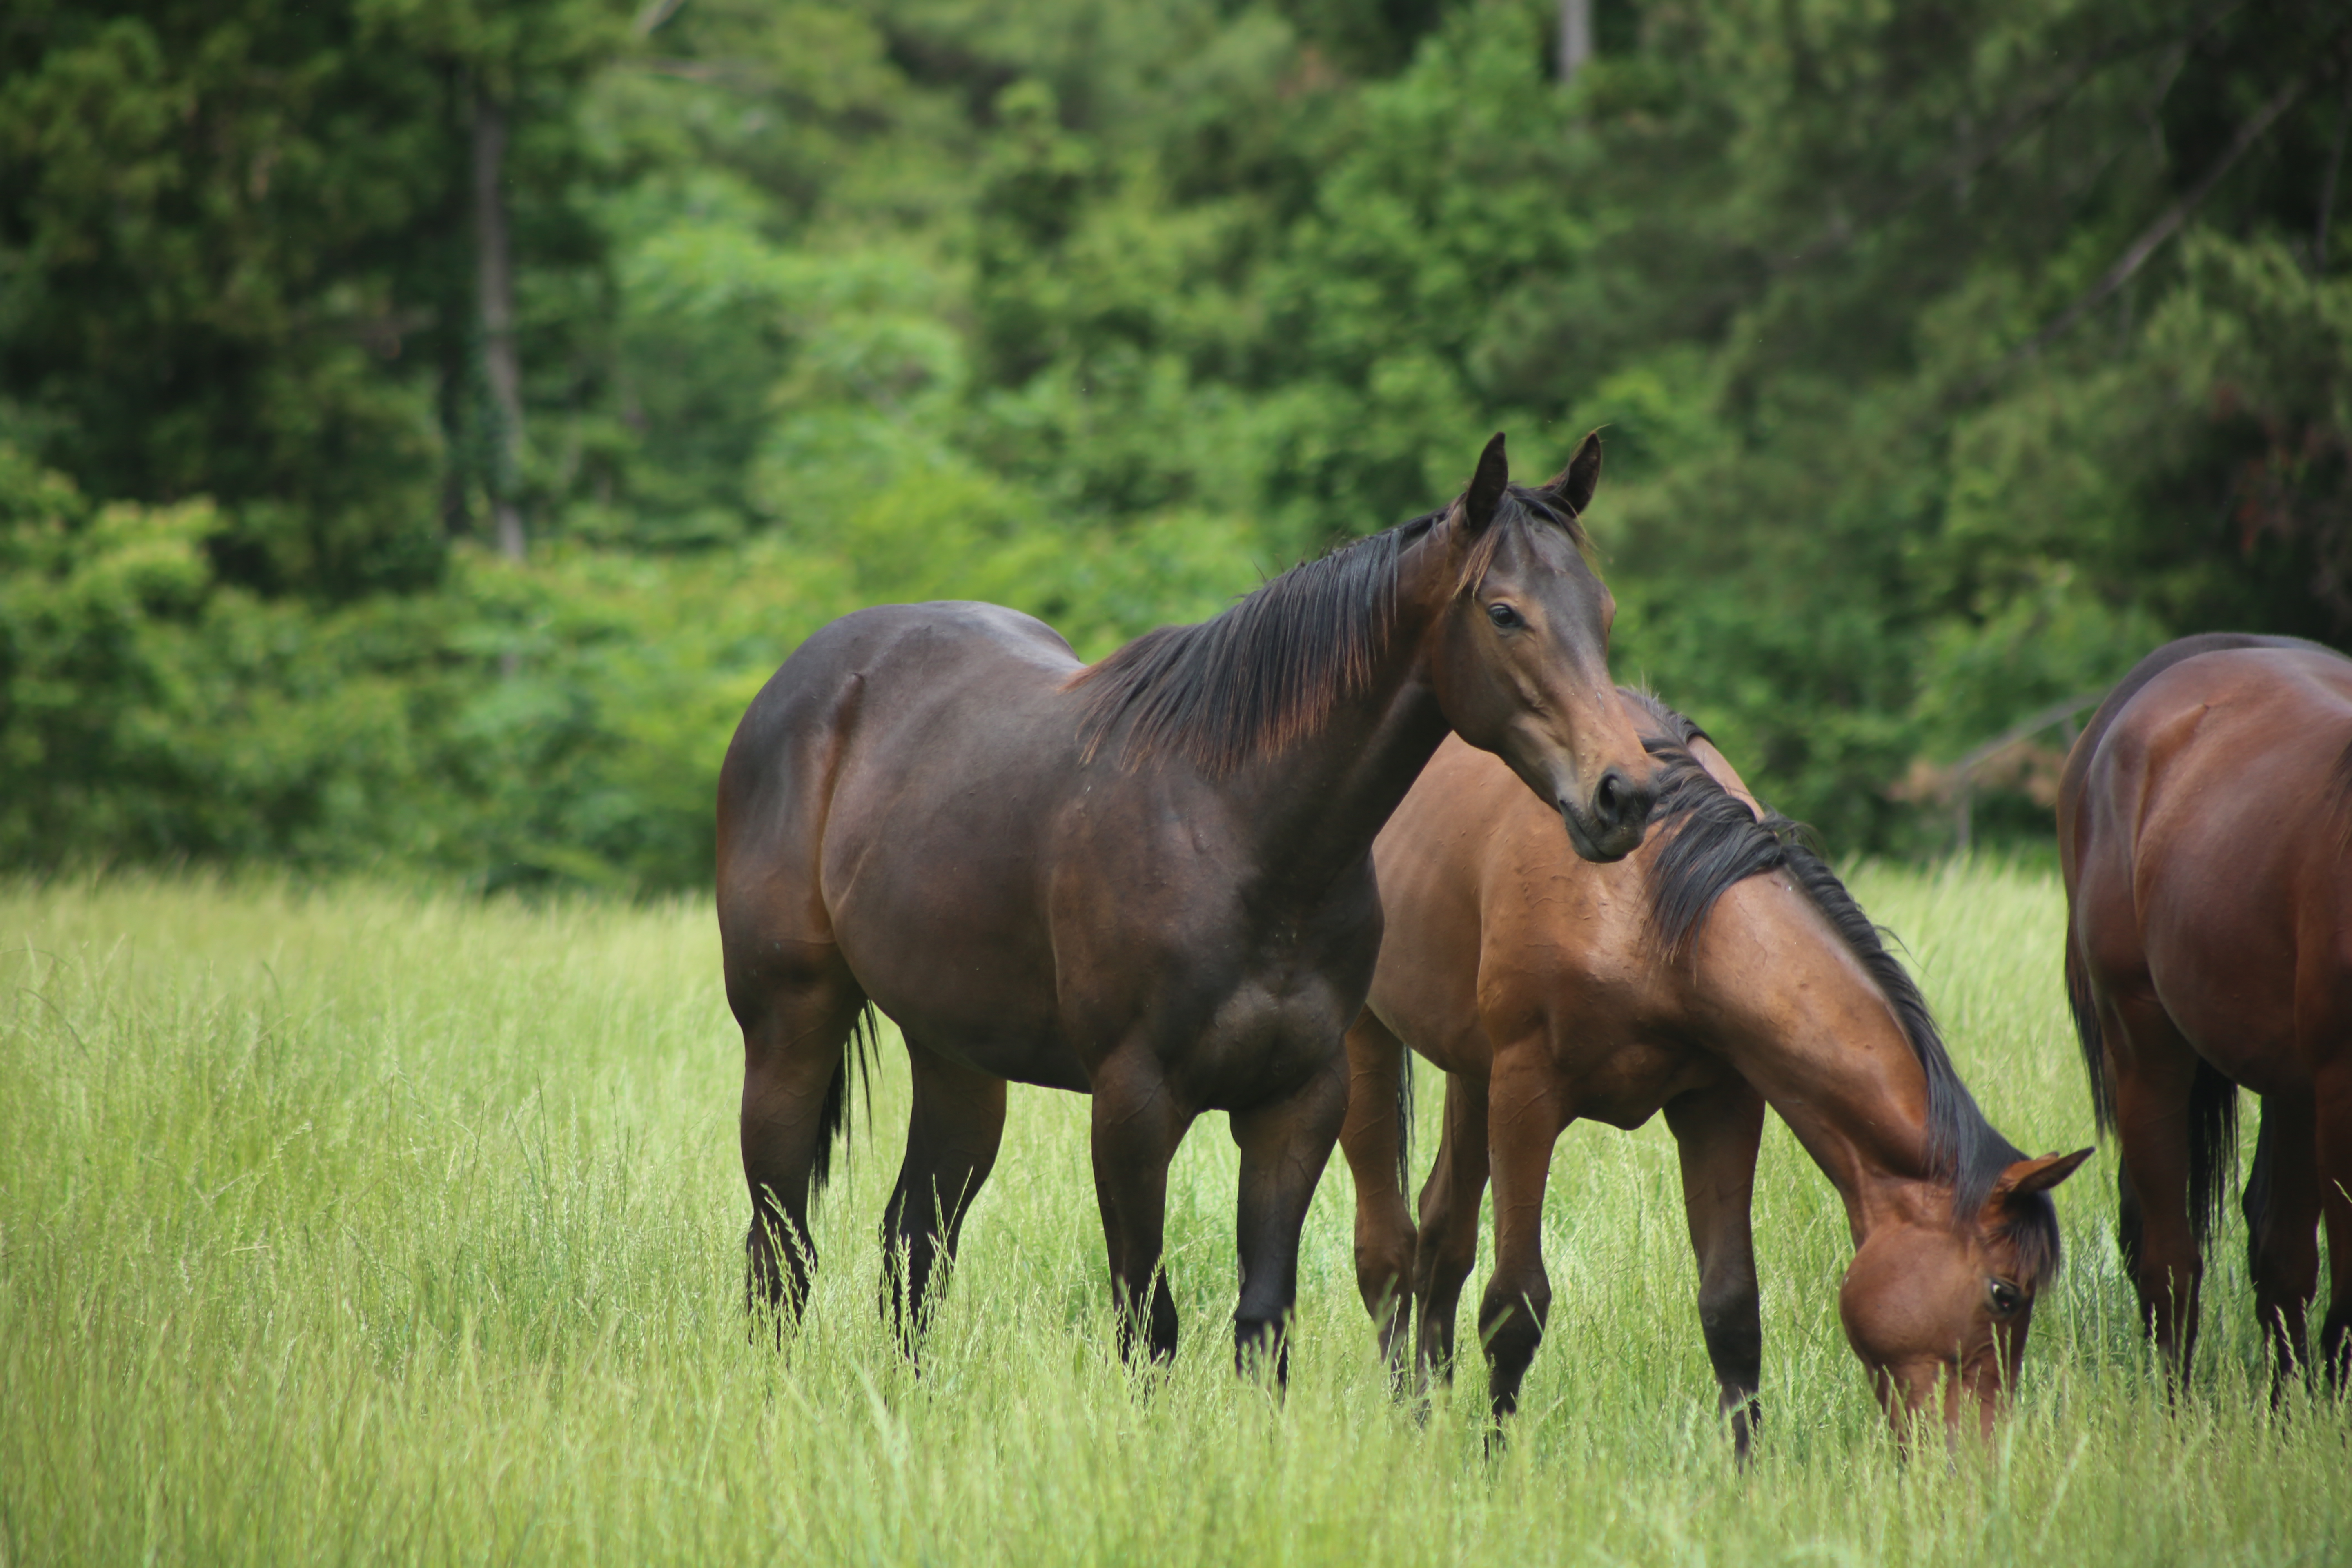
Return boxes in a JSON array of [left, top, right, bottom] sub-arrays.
[[1360, 740, 1506, 1074], [1458, 746, 1631, 1058]]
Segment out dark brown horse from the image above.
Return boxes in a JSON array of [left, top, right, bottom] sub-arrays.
[[1341, 693, 2089, 1449], [716, 433, 1662, 1377], [2061, 631, 2352, 1395]]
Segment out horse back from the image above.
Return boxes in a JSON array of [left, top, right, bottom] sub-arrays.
[[2059, 634, 2333, 878]]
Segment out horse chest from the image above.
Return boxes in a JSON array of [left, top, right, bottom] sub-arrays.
[[1181, 964, 1360, 1102], [1058, 884, 1374, 1103]]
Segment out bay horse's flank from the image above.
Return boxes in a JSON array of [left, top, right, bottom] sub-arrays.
[[1341, 692, 2086, 1451], [719, 432, 1658, 1379], [2060, 631, 2352, 1394]]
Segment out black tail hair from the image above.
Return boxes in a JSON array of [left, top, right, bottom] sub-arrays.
[[2187, 1060, 2239, 1251], [810, 1003, 880, 1194], [1396, 1051, 1415, 1192], [2064, 931, 2116, 1134]]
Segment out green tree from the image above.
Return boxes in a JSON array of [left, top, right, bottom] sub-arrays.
[[0, 0, 625, 595]]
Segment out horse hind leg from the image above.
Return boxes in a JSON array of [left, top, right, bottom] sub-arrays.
[[2108, 995, 2211, 1389], [733, 943, 870, 1327], [879, 1041, 1008, 1357], [1339, 1009, 1419, 1384], [2241, 1095, 2319, 1403]]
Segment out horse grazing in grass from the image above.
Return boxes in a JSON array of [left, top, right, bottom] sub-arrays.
[[2062, 632, 2352, 1396], [717, 433, 1662, 1378], [1340, 692, 2089, 1450]]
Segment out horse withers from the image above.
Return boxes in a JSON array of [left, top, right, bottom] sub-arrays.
[[2062, 632, 2352, 1395], [716, 433, 1660, 1378], [1340, 693, 2089, 1451]]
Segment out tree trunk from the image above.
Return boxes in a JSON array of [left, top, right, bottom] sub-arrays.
[[473, 85, 526, 562], [1558, 0, 1593, 88], [2317, 77, 2350, 275]]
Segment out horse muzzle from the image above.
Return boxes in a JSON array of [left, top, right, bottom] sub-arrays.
[[1557, 766, 1653, 863]]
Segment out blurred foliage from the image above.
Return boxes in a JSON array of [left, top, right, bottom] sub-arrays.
[[2, 0, 2350, 887]]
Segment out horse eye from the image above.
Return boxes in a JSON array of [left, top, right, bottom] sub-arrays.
[[1486, 602, 1522, 630], [1987, 1279, 2023, 1316]]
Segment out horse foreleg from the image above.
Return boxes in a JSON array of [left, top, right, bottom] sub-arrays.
[[1339, 1009, 1419, 1383], [1665, 1078, 1767, 1463], [879, 1042, 1008, 1358], [2241, 1094, 2319, 1402], [1476, 1049, 1566, 1425], [1229, 1054, 1350, 1385], [1090, 1051, 1190, 1366], [1410, 1072, 1490, 1392]]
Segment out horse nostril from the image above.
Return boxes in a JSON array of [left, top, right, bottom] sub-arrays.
[[1595, 770, 1625, 826]]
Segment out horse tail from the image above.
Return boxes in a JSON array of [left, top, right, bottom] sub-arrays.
[[1395, 1050, 1415, 1192], [2186, 1059, 2239, 1252], [2062, 926, 2116, 1137], [810, 1002, 880, 1194]]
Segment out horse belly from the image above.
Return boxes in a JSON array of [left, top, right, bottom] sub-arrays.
[[823, 810, 1094, 1088]]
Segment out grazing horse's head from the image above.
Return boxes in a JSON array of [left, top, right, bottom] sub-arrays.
[[1837, 1149, 2091, 1441], [1429, 433, 1656, 862], [1630, 697, 2093, 1445]]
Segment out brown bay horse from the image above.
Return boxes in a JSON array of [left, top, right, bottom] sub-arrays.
[[1341, 693, 2089, 1448], [716, 434, 1661, 1377], [2061, 631, 2352, 1394]]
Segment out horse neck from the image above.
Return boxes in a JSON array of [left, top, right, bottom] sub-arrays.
[[1685, 874, 1953, 1245], [1220, 530, 1459, 890]]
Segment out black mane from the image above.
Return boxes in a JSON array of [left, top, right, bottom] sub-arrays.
[[1070, 486, 1586, 773], [1623, 689, 2060, 1278]]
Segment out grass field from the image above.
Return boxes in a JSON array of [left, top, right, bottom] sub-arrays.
[[2, 864, 2345, 1566]]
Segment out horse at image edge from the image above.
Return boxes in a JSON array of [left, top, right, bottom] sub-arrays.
[[716, 432, 1659, 1376], [2062, 631, 2352, 1395]]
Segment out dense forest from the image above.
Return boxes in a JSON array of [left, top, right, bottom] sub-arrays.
[[3, 0, 2348, 891]]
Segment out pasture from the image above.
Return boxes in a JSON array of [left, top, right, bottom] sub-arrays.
[[1, 868, 2343, 1566]]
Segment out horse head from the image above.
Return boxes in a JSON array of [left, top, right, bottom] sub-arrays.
[[1426, 432, 1657, 862], [1838, 1147, 2092, 1442]]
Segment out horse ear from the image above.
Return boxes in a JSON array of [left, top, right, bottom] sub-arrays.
[[1989, 1148, 2094, 1207], [1462, 432, 1509, 534], [1541, 430, 1603, 517]]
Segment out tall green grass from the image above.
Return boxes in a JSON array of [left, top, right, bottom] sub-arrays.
[[2, 866, 2343, 1566]]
